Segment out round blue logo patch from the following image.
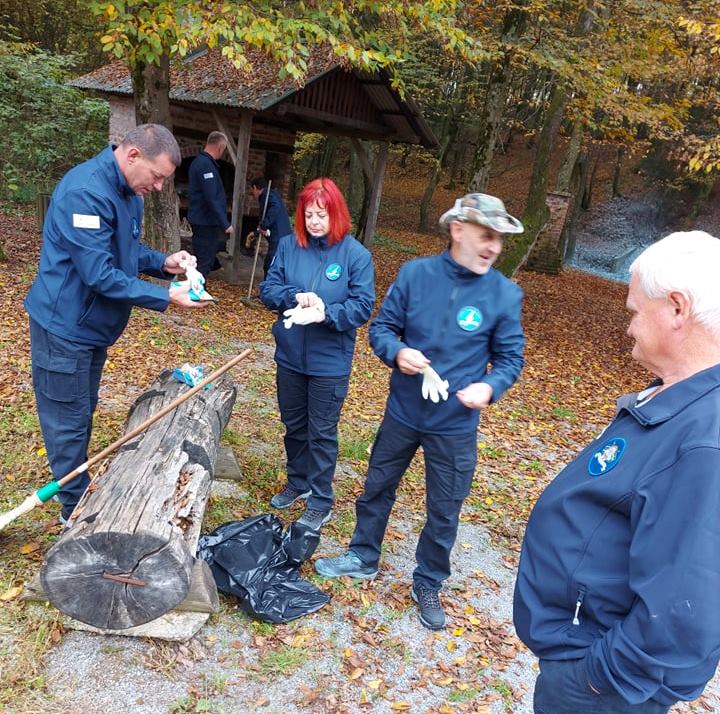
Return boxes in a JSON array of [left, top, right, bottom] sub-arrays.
[[325, 263, 342, 281], [457, 306, 483, 332], [588, 437, 626, 477]]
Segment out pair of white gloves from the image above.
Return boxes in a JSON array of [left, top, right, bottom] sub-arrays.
[[421, 365, 449, 403], [283, 298, 326, 328]]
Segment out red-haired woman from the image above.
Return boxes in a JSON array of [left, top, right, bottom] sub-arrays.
[[259, 178, 375, 530]]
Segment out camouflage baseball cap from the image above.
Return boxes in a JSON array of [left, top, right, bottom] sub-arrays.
[[439, 193, 524, 235]]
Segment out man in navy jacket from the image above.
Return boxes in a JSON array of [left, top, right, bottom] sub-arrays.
[[25, 123, 208, 525], [514, 231, 720, 713], [316, 193, 525, 630], [187, 132, 233, 277], [250, 177, 292, 279]]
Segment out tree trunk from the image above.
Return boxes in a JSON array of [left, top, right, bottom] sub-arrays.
[[419, 133, 451, 233], [496, 80, 567, 276], [612, 145, 624, 197], [556, 118, 584, 193], [468, 61, 514, 193], [347, 143, 364, 224], [40, 369, 236, 630], [131, 55, 180, 252]]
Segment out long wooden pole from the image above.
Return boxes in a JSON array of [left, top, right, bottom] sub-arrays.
[[0, 349, 252, 531]]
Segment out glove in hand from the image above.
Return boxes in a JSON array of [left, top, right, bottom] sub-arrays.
[[283, 299, 325, 328], [421, 365, 449, 403]]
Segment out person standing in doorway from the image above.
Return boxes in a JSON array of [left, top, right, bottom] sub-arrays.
[[250, 177, 292, 279], [188, 131, 233, 278]]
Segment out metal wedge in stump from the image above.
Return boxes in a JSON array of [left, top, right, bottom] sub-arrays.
[[39, 367, 238, 630]]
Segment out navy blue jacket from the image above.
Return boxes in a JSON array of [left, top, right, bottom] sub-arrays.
[[257, 187, 292, 244], [259, 233, 374, 377], [514, 365, 720, 706], [25, 146, 170, 347], [187, 151, 229, 228], [369, 251, 524, 434]]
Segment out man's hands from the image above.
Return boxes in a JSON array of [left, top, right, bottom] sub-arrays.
[[167, 252, 210, 308], [396, 347, 430, 375], [164, 250, 196, 275], [456, 382, 493, 410], [396, 348, 491, 409], [169, 282, 209, 308], [224, 225, 234, 235]]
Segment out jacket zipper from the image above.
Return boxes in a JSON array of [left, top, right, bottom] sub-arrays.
[[572, 585, 587, 626]]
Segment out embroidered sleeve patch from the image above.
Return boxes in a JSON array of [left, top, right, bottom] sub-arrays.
[[203, 172, 214, 179], [72, 214, 101, 229]]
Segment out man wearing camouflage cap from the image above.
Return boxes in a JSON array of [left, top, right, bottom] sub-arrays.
[[316, 193, 525, 630]]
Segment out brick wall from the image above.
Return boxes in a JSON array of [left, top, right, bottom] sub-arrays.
[[523, 192, 573, 275]]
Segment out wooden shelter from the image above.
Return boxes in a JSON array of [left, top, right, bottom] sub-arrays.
[[71, 48, 437, 270]]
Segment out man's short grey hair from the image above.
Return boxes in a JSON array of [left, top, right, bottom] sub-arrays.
[[206, 131, 227, 147], [120, 123, 181, 167], [630, 231, 720, 336]]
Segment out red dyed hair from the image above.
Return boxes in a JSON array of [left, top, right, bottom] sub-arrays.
[[294, 177, 351, 248]]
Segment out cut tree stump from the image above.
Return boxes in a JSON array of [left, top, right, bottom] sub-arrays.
[[39, 368, 237, 631]]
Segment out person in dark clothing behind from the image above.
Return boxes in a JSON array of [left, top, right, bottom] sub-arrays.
[[315, 193, 525, 631], [259, 178, 374, 532], [250, 177, 293, 278], [24, 123, 209, 526], [513, 231, 720, 714], [187, 131, 233, 278]]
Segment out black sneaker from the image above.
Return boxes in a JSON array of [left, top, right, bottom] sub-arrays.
[[270, 485, 311, 509], [296, 508, 331, 531], [411, 584, 446, 630]]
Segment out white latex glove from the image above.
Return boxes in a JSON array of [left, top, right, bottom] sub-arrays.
[[283, 299, 325, 328], [421, 365, 449, 403], [283, 305, 303, 329]]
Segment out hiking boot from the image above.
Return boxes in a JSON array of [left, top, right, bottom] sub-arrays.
[[315, 550, 378, 579], [296, 507, 332, 531], [270, 485, 311, 509], [411, 584, 446, 630]]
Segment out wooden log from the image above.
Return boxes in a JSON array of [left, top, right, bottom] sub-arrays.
[[40, 369, 236, 631]]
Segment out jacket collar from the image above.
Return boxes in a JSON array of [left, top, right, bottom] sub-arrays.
[[618, 363, 720, 426], [441, 249, 492, 280], [101, 145, 136, 198]]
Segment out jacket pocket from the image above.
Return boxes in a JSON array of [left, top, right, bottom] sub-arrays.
[[34, 353, 79, 403], [77, 294, 98, 327]]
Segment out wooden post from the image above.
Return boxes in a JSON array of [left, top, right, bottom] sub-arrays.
[[226, 110, 253, 279], [39, 369, 237, 630], [362, 141, 388, 247]]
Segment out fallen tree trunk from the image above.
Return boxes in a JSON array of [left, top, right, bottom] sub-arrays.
[[40, 368, 237, 630]]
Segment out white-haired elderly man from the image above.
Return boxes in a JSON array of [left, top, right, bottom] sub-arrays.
[[315, 193, 526, 630], [514, 230, 720, 713]]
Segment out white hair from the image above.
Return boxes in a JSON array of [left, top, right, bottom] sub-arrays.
[[629, 231, 720, 336]]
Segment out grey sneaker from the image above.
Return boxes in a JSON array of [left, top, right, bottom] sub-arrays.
[[411, 584, 446, 630], [270, 484, 311, 509], [315, 550, 378, 579], [296, 508, 331, 531]]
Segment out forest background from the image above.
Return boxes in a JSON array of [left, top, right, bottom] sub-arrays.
[[1, 1, 720, 713]]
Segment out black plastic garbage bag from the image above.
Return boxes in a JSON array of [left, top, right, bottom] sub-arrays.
[[197, 514, 330, 624]]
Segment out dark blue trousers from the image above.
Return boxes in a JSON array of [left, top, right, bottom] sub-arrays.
[[276, 365, 349, 512], [350, 414, 476, 591], [191, 224, 224, 278], [534, 658, 671, 713], [29, 318, 107, 517]]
